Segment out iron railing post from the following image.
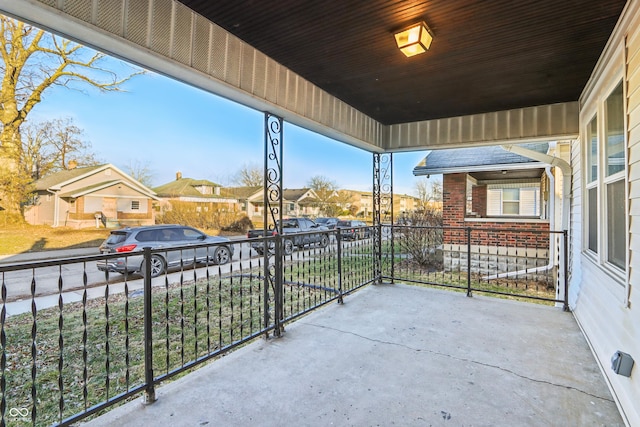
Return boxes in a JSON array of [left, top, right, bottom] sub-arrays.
[[466, 227, 472, 297], [274, 235, 284, 336], [142, 247, 156, 404], [336, 231, 344, 304], [390, 225, 395, 284], [563, 230, 569, 311], [264, 112, 284, 336], [263, 241, 270, 338]]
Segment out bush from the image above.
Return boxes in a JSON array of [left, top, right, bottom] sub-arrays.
[[0, 211, 26, 226], [396, 208, 443, 269], [156, 201, 244, 231], [221, 216, 254, 233]]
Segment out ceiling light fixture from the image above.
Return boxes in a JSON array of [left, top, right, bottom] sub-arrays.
[[394, 21, 433, 57]]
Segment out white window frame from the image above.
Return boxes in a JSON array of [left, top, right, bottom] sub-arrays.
[[582, 73, 628, 283], [486, 184, 541, 217]]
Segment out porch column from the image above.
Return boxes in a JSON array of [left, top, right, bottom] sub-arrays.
[[264, 113, 284, 335], [373, 153, 393, 284]]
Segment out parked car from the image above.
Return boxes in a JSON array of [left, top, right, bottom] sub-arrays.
[[247, 217, 330, 255], [315, 217, 339, 229], [97, 224, 234, 277], [337, 220, 370, 240]]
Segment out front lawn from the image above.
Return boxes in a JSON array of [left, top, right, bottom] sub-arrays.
[[0, 224, 110, 255]]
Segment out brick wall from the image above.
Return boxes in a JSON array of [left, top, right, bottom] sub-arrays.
[[443, 173, 467, 227], [443, 173, 550, 249], [471, 185, 486, 217]]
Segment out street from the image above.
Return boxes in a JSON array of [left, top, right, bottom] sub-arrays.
[[0, 237, 364, 315]]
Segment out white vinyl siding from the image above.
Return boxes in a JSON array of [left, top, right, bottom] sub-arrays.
[[573, 8, 639, 425]]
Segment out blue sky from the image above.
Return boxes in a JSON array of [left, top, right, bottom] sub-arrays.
[[31, 58, 430, 196]]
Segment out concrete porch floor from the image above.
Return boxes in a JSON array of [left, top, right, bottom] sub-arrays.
[[83, 284, 623, 426]]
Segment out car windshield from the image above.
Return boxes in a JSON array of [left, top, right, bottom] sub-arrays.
[[316, 218, 328, 224], [337, 221, 350, 227]]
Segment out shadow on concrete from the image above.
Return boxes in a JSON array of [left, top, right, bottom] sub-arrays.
[[84, 284, 624, 427]]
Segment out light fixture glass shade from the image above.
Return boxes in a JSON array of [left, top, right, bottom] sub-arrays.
[[394, 22, 433, 57]]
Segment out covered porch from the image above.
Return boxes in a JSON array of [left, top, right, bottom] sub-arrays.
[[84, 284, 622, 426], [0, 0, 638, 425]]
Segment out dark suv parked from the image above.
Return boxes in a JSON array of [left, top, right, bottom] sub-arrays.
[[97, 225, 234, 277], [337, 220, 370, 240]]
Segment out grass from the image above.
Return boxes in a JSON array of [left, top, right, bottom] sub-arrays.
[[0, 265, 335, 426], [0, 223, 237, 256], [0, 224, 110, 255], [388, 259, 557, 305], [0, 234, 558, 425]]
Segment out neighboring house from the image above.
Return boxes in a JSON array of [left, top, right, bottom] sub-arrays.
[[230, 188, 320, 221], [394, 193, 421, 217], [154, 172, 238, 213], [339, 190, 420, 221], [340, 190, 372, 218], [25, 164, 158, 228], [281, 189, 319, 217], [414, 142, 569, 289], [220, 186, 262, 218]]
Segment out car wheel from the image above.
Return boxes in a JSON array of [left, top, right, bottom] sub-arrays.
[[319, 235, 329, 248], [213, 246, 231, 265], [283, 239, 294, 255], [142, 255, 166, 278]]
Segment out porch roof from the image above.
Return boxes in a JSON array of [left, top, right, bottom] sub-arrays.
[[176, 0, 626, 125], [32, 165, 104, 191], [1, 1, 627, 151], [413, 143, 549, 177], [57, 180, 159, 200], [84, 284, 622, 426]]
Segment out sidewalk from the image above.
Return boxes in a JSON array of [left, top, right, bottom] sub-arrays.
[[0, 247, 97, 265]]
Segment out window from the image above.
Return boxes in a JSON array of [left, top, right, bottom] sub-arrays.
[[584, 80, 626, 272], [131, 200, 140, 210], [585, 114, 599, 253], [487, 186, 540, 217], [182, 227, 204, 240], [502, 188, 520, 215], [605, 82, 625, 269]]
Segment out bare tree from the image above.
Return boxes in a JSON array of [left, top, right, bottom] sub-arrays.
[[333, 190, 356, 215], [21, 121, 56, 180], [0, 16, 142, 214], [20, 118, 99, 176], [308, 175, 338, 216], [415, 178, 443, 209], [46, 118, 99, 170], [234, 163, 263, 187], [124, 159, 155, 188]]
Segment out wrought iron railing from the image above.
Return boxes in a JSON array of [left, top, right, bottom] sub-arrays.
[[0, 225, 566, 426], [381, 225, 568, 307], [0, 230, 373, 426]]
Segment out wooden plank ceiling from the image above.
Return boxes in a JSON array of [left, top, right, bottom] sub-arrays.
[[177, 0, 626, 126]]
